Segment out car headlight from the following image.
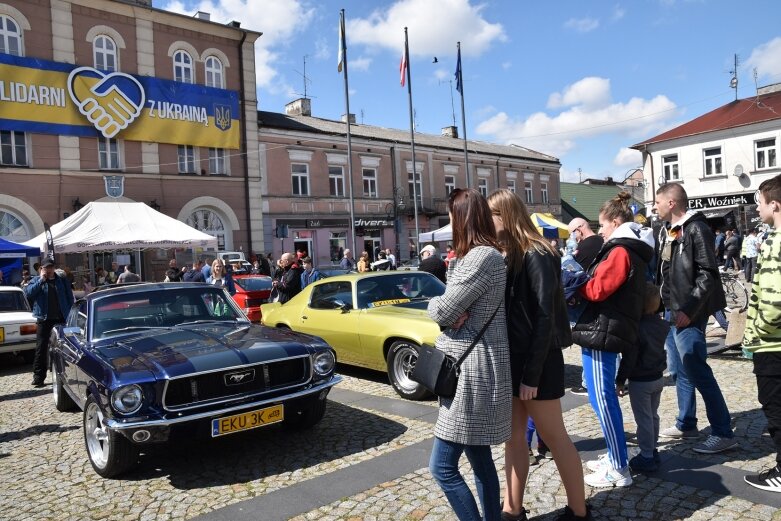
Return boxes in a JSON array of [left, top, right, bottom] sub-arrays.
[[312, 350, 336, 376], [111, 384, 144, 415]]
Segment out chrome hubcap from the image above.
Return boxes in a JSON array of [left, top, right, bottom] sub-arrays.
[[393, 345, 418, 392], [85, 403, 109, 468]]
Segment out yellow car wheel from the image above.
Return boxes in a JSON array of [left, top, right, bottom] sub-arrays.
[[387, 340, 432, 401]]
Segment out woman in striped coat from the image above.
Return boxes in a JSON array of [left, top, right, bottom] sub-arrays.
[[427, 188, 512, 521]]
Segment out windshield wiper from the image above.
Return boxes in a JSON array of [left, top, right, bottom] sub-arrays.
[[101, 326, 161, 336], [177, 319, 240, 327]]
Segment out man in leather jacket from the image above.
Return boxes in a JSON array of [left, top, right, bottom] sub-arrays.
[[654, 183, 737, 454]]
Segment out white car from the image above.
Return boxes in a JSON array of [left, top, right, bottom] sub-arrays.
[[0, 286, 38, 362]]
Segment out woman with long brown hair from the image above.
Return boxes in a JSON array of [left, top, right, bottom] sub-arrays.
[[488, 189, 590, 521], [427, 188, 511, 521]]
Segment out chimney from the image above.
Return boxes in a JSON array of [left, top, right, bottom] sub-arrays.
[[195, 11, 210, 21], [285, 98, 311, 117], [606, 177, 614, 184], [441, 126, 458, 138], [758, 82, 781, 95], [341, 113, 356, 124]]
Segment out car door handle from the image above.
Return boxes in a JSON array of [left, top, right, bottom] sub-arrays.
[[301, 315, 308, 320]]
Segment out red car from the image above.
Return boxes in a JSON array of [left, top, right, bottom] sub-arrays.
[[231, 275, 273, 322]]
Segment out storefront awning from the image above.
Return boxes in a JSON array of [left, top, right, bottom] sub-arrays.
[[703, 208, 734, 219]]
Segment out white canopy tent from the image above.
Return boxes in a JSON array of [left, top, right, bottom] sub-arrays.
[[419, 224, 452, 243], [24, 201, 218, 254]]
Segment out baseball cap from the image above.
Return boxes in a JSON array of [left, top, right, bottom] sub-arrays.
[[420, 245, 437, 255], [42, 259, 55, 268]]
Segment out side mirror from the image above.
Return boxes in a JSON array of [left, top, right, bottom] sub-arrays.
[[63, 326, 83, 337], [333, 300, 351, 313]]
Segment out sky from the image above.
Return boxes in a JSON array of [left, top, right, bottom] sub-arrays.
[[155, 0, 781, 183]]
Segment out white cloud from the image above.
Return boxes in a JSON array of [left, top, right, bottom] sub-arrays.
[[612, 5, 626, 21], [347, 0, 505, 58], [159, 0, 315, 93], [564, 17, 600, 33], [314, 37, 330, 61], [745, 37, 781, 82], [350, 56, 373, 72], [476, 78, 678, 159], [501, 61, 512, 70], [613, 147, 642, 167], [434, 68, 450, 81], [560, 166, 586, 183], [547, 77, 611, 109]]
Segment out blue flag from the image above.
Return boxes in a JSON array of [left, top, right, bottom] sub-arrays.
[[455, 47, 462, 94]]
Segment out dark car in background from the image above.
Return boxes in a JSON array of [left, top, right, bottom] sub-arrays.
[[232, 274, 273, 322], [316, 264, 353, 278], [50, 283, 340, 478]]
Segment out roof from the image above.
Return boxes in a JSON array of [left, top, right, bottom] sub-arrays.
[[258, 111, 559, 164], [560, 182, 644, 223], [632, 89, 781, 148]]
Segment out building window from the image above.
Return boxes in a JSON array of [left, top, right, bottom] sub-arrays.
[[507, 179, 516, 193], [445, 175, 456, 195], [362, 168, 377, 197], [98, 137, 119, 170], [408, 172, 422, 204], [0, 131, 27, 166], [93, 35, 117, 72], [524, 181, 533, 204], [0, 15, 22, 56], [186, 209, 226, 250], [173, 50, 194, 83], [0, 209, 29, 241], [329, 166, 344, 197], [541, 182, 549, 204], [478, 178, 488, 197], [205, 56, 224, 88], [662, 154, 679, 181], [292, 163, 309, 196], [208, 148, 226, 175], [703, 147, 723, 176], [756, 138, 777, 170], [177, 145, 195, 173]]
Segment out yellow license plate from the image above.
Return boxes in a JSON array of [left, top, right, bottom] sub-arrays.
[[0, 327, 4, 343], [211, 404, 284, 437]]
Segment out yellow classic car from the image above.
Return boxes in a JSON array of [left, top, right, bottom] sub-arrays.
[[261, 271, 445, 400]]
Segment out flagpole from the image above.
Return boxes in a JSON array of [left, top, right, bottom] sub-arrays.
[[456, 41, 469, 188], [339, 9, 357, 255], [403, 28, 421, 255]]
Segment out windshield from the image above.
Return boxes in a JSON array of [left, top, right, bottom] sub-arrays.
[[92, 287, 247, 339], [356, 273, 445, 309], [0, 290, 30, 312], [234, 276, 273, 292]]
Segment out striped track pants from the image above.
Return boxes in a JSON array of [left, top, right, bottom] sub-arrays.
[[582, 347, 628, 470]]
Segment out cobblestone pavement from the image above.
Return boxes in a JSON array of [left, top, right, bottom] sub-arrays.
[[1, 329, 780, 521]]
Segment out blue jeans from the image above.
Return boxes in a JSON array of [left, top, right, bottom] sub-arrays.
[[665, 313, 733, 438], [429, 437, 501, 521]]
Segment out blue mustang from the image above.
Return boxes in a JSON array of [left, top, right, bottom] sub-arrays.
[[50, 282, 340, 478]]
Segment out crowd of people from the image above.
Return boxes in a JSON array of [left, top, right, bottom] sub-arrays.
[[420, 175, 781, 521]]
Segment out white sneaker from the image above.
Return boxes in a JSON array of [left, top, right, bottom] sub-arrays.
[[584, 466, 633, 488], [586, 453, 610, 472]]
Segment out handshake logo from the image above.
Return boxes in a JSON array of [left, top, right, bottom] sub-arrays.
[[68, 67, 146, 138]]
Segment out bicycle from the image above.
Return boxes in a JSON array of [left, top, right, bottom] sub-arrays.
[[720, 270, 749, 312]]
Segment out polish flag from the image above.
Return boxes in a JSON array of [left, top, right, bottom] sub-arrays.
[[399, 51, 407, 87]]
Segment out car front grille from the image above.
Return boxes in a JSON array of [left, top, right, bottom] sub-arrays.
[[163, 356, 310, 410]]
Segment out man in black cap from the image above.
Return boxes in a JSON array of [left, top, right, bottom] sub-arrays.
[[24, 260, 74, 387]]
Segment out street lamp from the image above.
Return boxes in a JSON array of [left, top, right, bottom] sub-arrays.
[[385, 188, 406, 261]]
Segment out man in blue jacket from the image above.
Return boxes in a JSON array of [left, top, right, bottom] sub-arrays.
[[24, 260, 74, 387]]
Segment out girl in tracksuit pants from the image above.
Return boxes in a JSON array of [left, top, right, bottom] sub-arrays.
[[572, 192, 655, 488]]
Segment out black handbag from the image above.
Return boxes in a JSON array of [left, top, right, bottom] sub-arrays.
[[411, 303, 502, 398]]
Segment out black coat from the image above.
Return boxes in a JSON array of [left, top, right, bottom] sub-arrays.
[[572, 237, 653, 354], [419, 256, 447, 283], [277, 265, 304, 303], [505, 250, 572, 387], [656, 212, 726, 322]]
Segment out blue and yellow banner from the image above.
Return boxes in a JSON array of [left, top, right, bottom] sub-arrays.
[[0, 54, 240, 149]]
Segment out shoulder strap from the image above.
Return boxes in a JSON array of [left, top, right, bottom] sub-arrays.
[[454, 300, 503, 368]]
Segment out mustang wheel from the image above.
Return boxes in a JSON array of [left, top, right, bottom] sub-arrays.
[[284, 397, 327, 429], [52, 367, 76, 412], [387, 340, 431, 401], [83, 395, 139, 478]]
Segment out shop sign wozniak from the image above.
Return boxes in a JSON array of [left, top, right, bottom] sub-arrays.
[[688, 192, 757, 211], [0, 54, 240, 149]]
